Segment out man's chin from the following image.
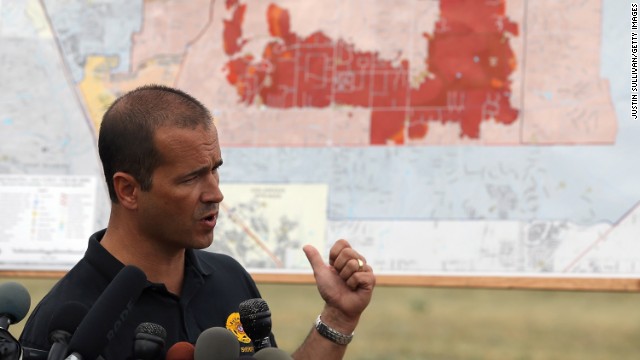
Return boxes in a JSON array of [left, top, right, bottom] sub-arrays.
[[192, 234, 214, 250]]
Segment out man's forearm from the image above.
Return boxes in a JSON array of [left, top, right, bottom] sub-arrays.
[[292, 326, 349, 360]]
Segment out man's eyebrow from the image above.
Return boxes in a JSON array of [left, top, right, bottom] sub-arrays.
[[182, 159, 224, 178]]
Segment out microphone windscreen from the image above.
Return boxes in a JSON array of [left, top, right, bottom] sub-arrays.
[[0, 281, 31, 324], [253, 348, 293, 360], [238, 299, 270, 322], [194, 327, 239, 360], [47, 301, 88, 342], [165, 341, 195, 360], [67, 265, 147, 359], [239, 298, 271, 344], [135, 322, 167, 340]]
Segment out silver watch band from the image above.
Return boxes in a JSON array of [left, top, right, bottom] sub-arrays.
[[314, 315, 354, 345]]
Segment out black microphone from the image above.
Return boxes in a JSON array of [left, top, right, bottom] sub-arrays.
[[253, 348, 293, 360], [46, 302, 88, 360], [238, 299, 271, 352], [0, 281, 31, 360], [0, 330, 21, 360], [65, 265, 147, 360], [132, 322, 166, 360], [21, 346, 49, 360], [193, 327, 239, 360]]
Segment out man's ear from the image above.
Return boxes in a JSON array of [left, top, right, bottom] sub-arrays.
[[112, 172, 140, 209]]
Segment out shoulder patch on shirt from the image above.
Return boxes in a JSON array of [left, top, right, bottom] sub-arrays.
[[226, 312, 252, 344]]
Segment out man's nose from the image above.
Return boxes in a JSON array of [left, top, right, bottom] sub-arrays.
[[201, 173, 224, 203]]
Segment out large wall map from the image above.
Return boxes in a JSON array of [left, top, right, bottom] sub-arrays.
[[0, 0, 637, 278]]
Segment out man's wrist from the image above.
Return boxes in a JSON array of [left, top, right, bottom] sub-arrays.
[[314, 315, 354, 345]]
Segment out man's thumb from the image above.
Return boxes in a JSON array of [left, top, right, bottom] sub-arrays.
[[303, 244, 325, 272]]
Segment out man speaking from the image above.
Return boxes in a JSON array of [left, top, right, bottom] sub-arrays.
[[19, 85, 375, 359]]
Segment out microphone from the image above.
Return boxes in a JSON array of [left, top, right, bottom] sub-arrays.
[[0, 281, 31, 360], [0, 282, 31, 330], [194, 327, 239, 360], [253, 348, 293, 360], [22, 346, 49, 360], [133, 322, 166, 360], [65, 265, 147, 360], [165, 342, 194, 360], [238, 299, 271, 352], [47, 302, 88, 360]]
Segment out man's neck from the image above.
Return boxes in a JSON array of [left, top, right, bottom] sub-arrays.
[[101, 225, 186, 295]]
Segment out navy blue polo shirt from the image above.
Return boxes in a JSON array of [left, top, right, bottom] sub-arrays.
[[19, 229, 275, 359]]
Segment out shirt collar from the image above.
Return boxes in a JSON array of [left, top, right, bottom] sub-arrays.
[[85, 229, 126, 281], [185, 246, 212, 276], [85, 229, 211, 281]]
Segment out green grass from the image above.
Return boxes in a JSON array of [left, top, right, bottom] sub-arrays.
[[6, 278, 640, 359]]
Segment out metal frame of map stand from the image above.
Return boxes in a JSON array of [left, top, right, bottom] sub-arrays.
[[2, 271, 639, 292]]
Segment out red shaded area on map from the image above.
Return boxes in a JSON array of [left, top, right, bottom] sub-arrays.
[[223, 1, 519, 144]]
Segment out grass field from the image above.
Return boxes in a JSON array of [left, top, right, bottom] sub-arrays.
[[6, 278, 640, 359]]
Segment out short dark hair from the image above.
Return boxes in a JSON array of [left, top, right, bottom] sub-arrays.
[[98, 84, 213, 203]]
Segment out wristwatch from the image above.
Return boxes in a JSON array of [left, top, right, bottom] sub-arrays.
[[314, 315, 354, 345]]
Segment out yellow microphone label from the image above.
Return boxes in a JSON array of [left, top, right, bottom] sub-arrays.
[[226, 312, 252, 344]]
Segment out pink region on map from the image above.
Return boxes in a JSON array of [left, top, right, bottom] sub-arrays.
[[130, 0, 212, 72], [222, 0, 519, 144]]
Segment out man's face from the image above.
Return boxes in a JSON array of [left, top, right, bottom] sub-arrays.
[[136, 124, 224, 251]]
